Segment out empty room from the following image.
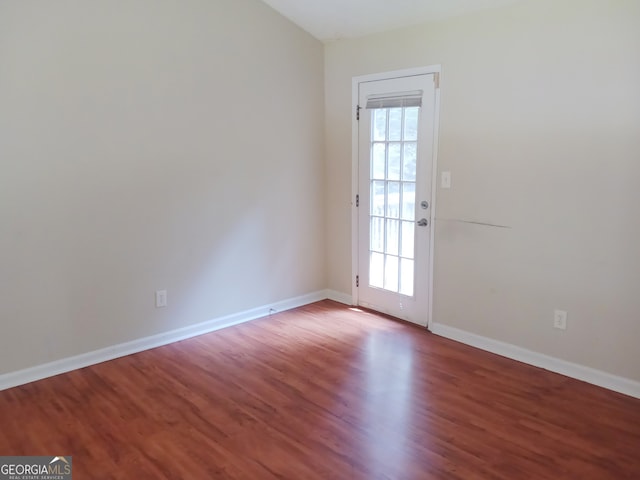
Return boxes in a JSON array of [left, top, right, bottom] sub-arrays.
[[1, 0, 639, 478]]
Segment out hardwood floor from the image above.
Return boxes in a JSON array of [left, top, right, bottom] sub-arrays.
[[1, 300, 638, 479]]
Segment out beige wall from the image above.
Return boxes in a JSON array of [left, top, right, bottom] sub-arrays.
[[325, 0, 640, 381], [2, 0, 638, 385], [0, 0, 325, 374]]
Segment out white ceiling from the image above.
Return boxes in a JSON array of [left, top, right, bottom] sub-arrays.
[[261, 0, 524, 41]]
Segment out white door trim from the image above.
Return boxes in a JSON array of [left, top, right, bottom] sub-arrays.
[[351, 65, 442, 330]]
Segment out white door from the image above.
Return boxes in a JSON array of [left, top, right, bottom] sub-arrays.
[[356, 73, 437, 326]]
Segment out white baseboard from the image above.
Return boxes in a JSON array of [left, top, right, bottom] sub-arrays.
[[430, 322, 640, 399], [326, 290, 353, 306], [0, 290, 328, 392], [7, 294, 637, 400]]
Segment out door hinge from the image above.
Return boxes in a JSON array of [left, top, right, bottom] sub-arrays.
[[355, 194, 359, 207], [434, 72, 440, 89], [356, 105, 361, 121], [356, 275, 359, 287]]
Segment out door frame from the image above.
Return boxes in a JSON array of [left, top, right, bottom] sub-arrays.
[[351, 65, 442, 330]]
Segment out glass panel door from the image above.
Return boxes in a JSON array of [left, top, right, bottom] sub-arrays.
[[356, 72, 437, 326]]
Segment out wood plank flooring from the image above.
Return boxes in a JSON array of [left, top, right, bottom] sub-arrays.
[[0, 300, 639, 479]]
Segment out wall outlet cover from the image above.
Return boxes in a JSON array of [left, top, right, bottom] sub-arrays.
[[156, 290, 167, 308]]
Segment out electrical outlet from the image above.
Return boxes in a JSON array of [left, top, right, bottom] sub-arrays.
[[441, 171, 452, 189], [155, 290, 167, 308], [553, 309, 567, 330]]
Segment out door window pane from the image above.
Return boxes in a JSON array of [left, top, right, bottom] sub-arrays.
[[370, 217, 384, 252], [400, 258, 414, 296], [388, 108, 402, 141], [384, 255, 399, 292], [371, 181, 385, 216], [401, 221, 415, 259], [404, 107, 419, 141], [373, 109, 387, 141], [372, 143, 386, 180], [402, 143, 417, 181], [386, 182, 400, 218], [388, 143, 401, 180], [386, 219, 399, 256], [401, 183, 415, 221], [370, 252, 384, 288]]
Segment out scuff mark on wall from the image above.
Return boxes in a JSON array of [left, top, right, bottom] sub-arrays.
[[437, 218, 512, 229]]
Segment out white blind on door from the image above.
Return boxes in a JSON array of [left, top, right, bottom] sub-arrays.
[[365, 90, 423, 109]]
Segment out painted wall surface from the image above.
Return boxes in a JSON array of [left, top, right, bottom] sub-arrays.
[[0, 0, 325, 373], [325, 0, 640, 381]]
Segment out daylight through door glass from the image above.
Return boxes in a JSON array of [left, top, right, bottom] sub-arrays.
[[369, 106, 419, 296]]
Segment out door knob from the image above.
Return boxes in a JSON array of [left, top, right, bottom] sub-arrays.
[[417, 218, 428, 227]]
